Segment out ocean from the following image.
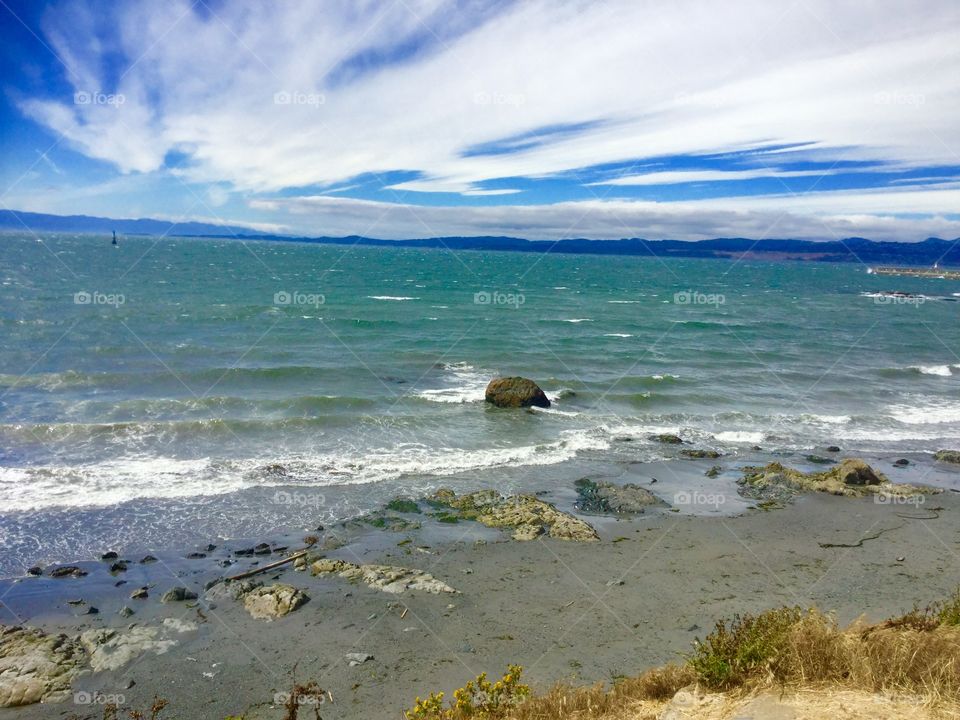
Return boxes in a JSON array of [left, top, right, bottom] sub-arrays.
[[2, 233, 959, 573]]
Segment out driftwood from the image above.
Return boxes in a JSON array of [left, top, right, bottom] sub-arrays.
[[226, 550, 309, 581]]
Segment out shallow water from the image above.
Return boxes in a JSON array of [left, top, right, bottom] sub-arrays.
[[2, 234, 960, 573]]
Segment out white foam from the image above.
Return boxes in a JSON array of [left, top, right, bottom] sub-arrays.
[[604, 333, 633, 337], [651, 374, 678, 380], [367, 295, 418, 301], [799, 414, 852, 425], [414, 362, 489, 404], [561, 318, 593, 323], [607, 300, 640, 304], [888, 401, 960, 425], [913, 365, 953, 377], [714, 431, 765, 443]]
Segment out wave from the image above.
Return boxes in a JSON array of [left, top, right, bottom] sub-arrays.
[[414, 362, 490, 404], [604, 333, 633, 338], [714, 430, 765, 444], [367, 295, 418, 301], [607, 300, 641, 304], [560, 318, 593, 323], [888, 401, 960, 425], [0, 429, 610, 512], [877, 364, 960, 378]]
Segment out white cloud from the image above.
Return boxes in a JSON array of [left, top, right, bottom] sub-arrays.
[[14, 0, 960, 238], [590, 168, 834, 186]]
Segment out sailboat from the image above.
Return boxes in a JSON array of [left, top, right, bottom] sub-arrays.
[[112, 230, 118, 246]]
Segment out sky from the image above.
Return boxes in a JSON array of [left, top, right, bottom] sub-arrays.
[[1, 0, 959, 241]]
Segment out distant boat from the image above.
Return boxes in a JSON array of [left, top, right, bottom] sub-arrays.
[[112, 230, 118, 246]]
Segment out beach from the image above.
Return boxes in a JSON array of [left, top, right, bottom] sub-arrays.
[[2, 452, 958, 719]]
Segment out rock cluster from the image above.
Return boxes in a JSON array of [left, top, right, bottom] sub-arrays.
[[739, 458, 939, 500], [242, 584, 310, 621], [0, 627, 84, 707], [430, 489, 599, 541], [310, 559, 457, 594], [574, 478, 664, 514]]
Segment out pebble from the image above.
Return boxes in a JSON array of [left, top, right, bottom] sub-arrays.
[[346, 652, 373, 666]]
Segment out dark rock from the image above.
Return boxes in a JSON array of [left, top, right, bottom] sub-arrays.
[[83, 606, 99, 615], [705, 465, 721, 478], [109, 561, 128, 573], [681, 449, 722, 459], [160, 586, 198, 603], [234, 547, 255, 557], [186, 552, 207, 559], [130, 587, 149, 600], [836, 458, 883, 486], [651, 433, 684, 444], [253, 543, 271, 555], [49, 566, 87, 579], [100, 551, 119, 560], [893, 458, 910, 467], [204, 544, 217, 552], [65, 599, 84, 606], [825, 446, 841, 453], [805, 455, 836, 465], [118, 606, 135, 618], [138, 555, 157, 564], [484, 377, 550, 408], [26, 566, 42, 577]]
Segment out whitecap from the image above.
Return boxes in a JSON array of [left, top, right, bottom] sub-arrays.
[[367, 295, 419, 301], [604, 333, 633, 338], [714, 431, 765, 443]]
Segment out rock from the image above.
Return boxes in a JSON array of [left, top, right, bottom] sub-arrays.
[[109, 561, 128, 573], [511, 523, 543, 541], [934, 449, 960, 464], [574, 478, 664, 514], [160, 586, 198, 603], [893, 458, 910, 467], [48, 566, 86, 579], [118, 606, 135, 618], [739, 458, 938, 500], [825, 445, 841, 452], [100, 551, 118, 560], [311, 559, 457, 594], [79, 620, 196, 672], [130, 586, 149, 600], [430, 489, 599, 541], [705, 465, 721, 478], [186, 552, 206, 559], [805, 454, 835, 465], [681, 449, 722, 459], [0, 626, 84, 706], [25, 567, 42, 577], [253, 543, 272, 555], [242, 584, 309, 620], [345, 652, 372, 667], [651, 433, 684, 444], [138, 555, 157, 564], [484, 377, 550, 408]]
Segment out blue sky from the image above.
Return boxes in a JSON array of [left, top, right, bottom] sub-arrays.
[[1, 0, 959, 240]]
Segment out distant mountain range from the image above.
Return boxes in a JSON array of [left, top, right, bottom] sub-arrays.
[[3, 209, 959, 266]]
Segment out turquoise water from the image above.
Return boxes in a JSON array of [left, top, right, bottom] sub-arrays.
[[2, 234, 959, 570]]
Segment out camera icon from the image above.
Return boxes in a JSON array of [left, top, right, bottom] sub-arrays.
[[273, 91, 291, 105], [673, 291, 691, 305], [74, 91, 91, 105], [74, 291, 92, 305], [272, 490, 292, 505], [474, 291, 491, 305], [274, 291, 291, 305], [73, 691, 92, 705], [673, 491, 691, 505], [473, 91, 491, 105]]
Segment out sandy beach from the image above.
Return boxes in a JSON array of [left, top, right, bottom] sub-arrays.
[[3, 453, 958, 719]]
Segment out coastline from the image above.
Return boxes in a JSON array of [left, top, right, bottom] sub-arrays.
[[2, 453, 958, 719]]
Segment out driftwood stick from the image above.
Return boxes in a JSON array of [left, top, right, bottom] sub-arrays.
[[226, 550, 309, 581]]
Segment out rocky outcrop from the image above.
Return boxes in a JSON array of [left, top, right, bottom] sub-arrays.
[[651, 433, 684, 444], [484, 377, 550, 408], [680, 449, 722, 459], [574, 478, 664, 514], [79, 619, 196, 672], [160, 586, 197, 603], [430, 489, 599, 541], [739, 458, 939, 500], [0, 626, 84, 707], [934, 450, 960, 464], [242, 584, 309, 620], [310, 559, 457, 594]]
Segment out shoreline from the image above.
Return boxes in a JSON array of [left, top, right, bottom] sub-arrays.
[[2, 454, 959, 718]]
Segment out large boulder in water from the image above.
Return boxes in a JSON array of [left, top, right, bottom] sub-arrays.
[[485, 377, 550, 408]]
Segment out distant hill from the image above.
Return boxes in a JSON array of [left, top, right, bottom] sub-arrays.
[[2, 209, 959, 266]]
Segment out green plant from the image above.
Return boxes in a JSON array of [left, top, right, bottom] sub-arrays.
[[406, 665, 530, 719]]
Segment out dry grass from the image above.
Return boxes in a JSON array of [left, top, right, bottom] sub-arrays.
[[411, 591, 960, 720]]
